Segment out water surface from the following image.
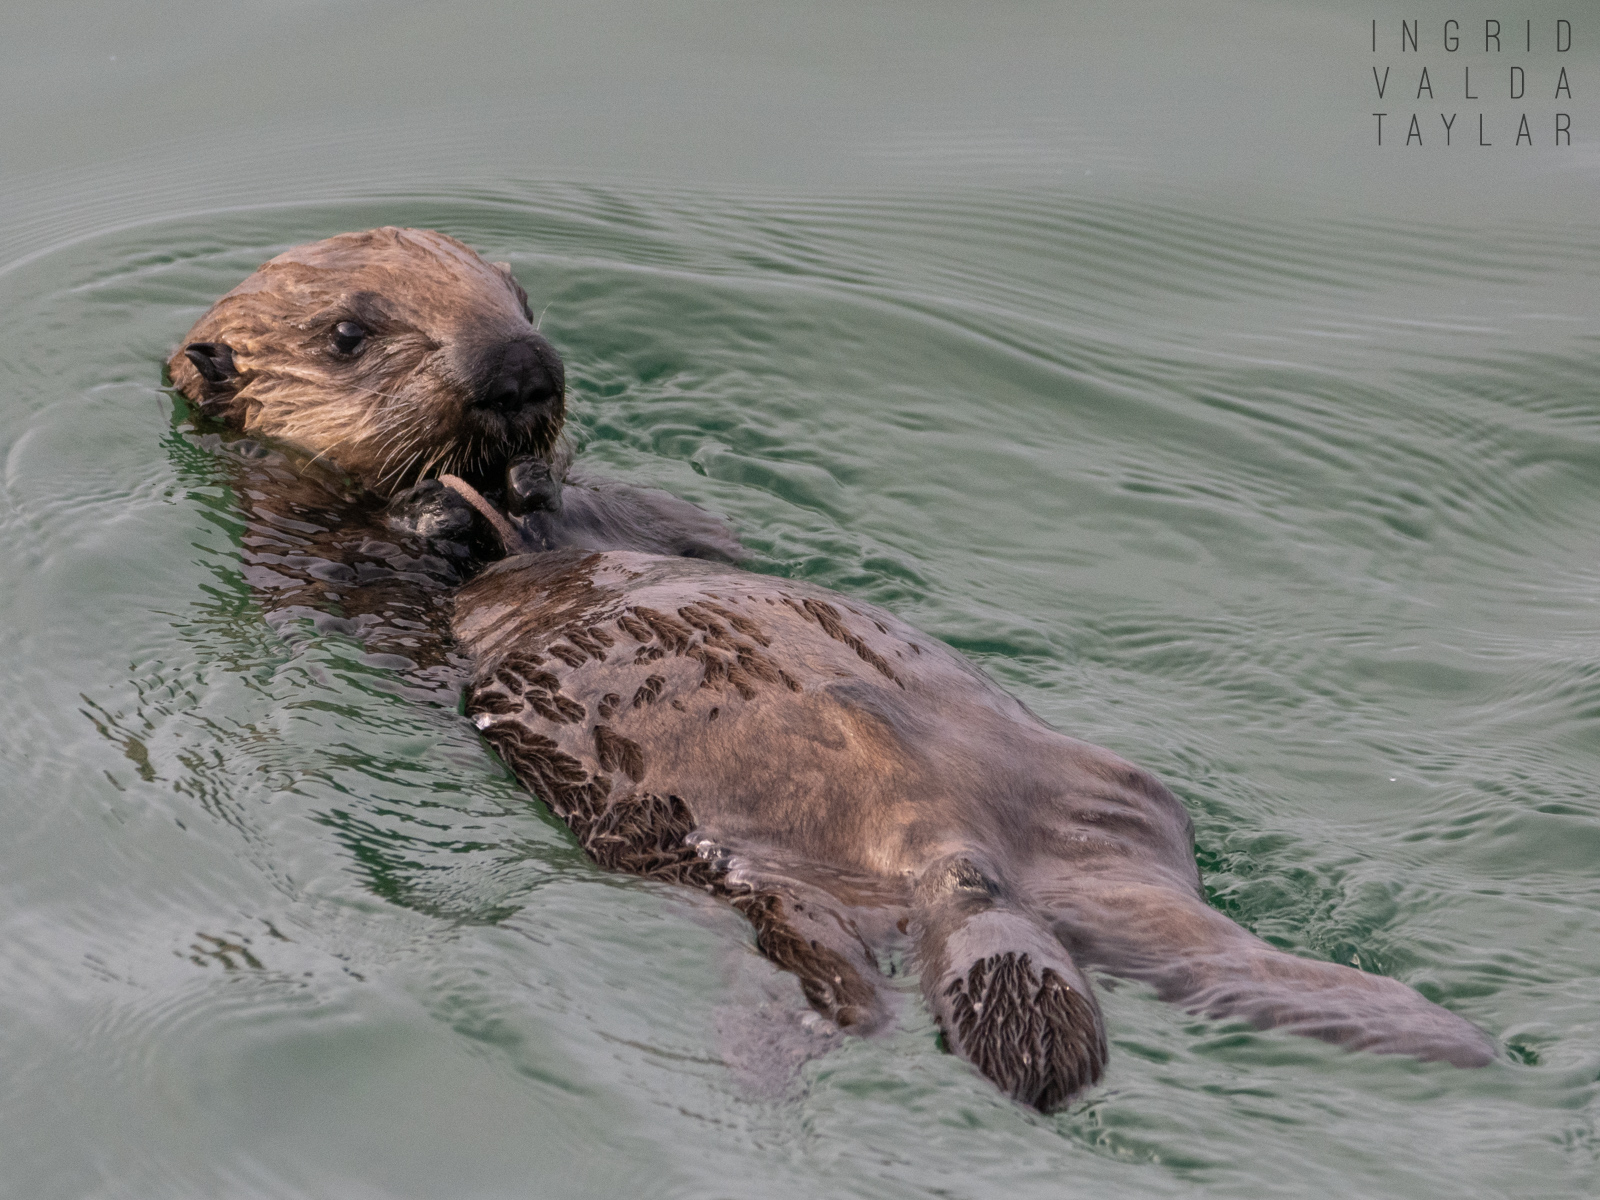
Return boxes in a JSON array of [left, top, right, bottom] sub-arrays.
[[2, 2, 1598, 1197]]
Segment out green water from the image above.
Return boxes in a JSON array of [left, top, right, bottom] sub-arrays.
[[2, 2, 1597, 1196]]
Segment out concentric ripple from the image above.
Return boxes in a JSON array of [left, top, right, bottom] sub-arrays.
[[2, 2, 1599, 1194]]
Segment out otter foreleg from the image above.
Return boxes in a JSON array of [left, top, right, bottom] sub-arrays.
[[914, 855, 1108, 1112], [1043, 876, 1495, 1067]]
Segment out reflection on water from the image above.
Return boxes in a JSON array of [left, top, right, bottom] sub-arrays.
[[1, 0, 1598, 1197]]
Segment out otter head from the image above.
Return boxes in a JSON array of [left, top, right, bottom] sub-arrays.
[[168, 227, 564, 497]]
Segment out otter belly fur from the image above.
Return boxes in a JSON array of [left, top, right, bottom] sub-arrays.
[[168, 228, 1495, 1111], [455, 550, 1494, 1109]]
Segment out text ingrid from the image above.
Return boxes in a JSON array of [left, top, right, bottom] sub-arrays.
[[1370, 18, 1574, 146]]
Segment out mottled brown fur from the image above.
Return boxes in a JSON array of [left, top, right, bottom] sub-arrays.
[[457, 549, 1496, 1110]]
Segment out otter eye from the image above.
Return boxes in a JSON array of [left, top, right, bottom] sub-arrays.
[[332, 321, 366, 356]]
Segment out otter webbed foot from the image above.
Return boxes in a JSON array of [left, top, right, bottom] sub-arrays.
[[1042, 878, 1496, 1068], [915, 856, 1107, 1111], [386, 478, 501, 561]]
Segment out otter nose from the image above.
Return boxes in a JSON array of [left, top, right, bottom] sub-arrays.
[[477, 339, 558, 415]]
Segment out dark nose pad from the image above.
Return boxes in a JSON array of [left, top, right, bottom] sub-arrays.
[[477, 339, 558, 415]]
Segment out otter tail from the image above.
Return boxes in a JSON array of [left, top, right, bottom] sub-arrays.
[[915, 857, 1107, 1112]]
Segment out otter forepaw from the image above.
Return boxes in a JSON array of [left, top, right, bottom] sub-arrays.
[[506, 455, 563, 517], [386, 479, 498, 558]]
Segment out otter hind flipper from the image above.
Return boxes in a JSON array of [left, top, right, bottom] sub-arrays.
[[1042, 878, 1496, 1068], [938, 946, 1106, 1112], [915, 857, 1107, 1111], [730, 885, 891, 1035]]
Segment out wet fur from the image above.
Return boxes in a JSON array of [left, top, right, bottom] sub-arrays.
[[170, 228, 565, 496], [456, 550, 1495, 1108], [169, 228, 740, 656], [173, 229, 1495, 1112]]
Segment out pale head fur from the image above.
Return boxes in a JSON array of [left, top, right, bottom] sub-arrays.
[[168, 227, 565, 496]]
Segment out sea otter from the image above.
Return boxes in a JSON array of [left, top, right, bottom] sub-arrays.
[[168, 227, 740, 676], [169, 228, 1496, 1110]]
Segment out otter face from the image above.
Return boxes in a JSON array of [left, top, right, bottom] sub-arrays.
[[168, 227, 565, 497]]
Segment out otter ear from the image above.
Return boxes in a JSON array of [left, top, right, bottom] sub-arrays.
[[183, 342, 239, 387], [492, 262, 535, 324]]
